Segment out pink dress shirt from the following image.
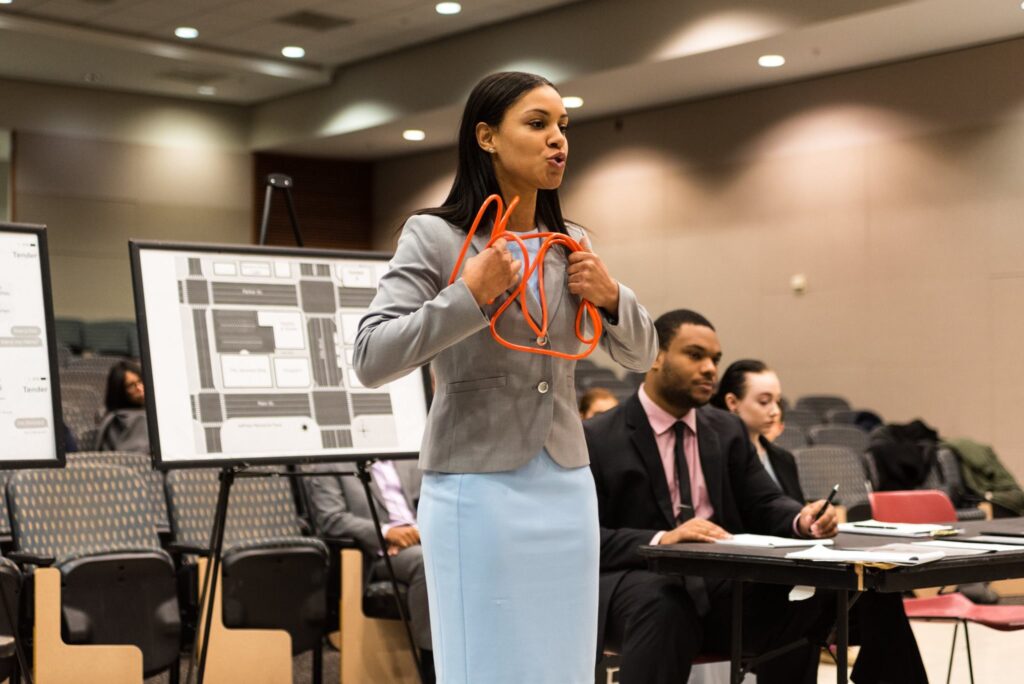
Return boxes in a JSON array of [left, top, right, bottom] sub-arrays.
[[638, 386, 714, 528], [369, 460, 418, 535]]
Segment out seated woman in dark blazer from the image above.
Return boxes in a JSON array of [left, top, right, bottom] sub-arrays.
[[711, 359, 929, 683], [93, 360, 150, 452], [710, 360, 803, 500]]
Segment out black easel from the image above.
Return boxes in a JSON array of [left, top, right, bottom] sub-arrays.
[[187, 174, 425, 684], [257, 173, 304, 248], [187, 464, 426, 684]]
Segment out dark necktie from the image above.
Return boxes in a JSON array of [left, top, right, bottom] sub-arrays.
[[673, 422, 694, 524], [673, 421, 710, 615]]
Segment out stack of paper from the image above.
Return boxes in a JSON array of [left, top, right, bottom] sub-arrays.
[[785, 543, 945, 566], [838, 520, 958, 538], [714, 534, 833, 548], [959, 535, 1024, 546]]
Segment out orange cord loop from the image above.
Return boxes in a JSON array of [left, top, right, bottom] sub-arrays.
[[448, 194, 603, 360]]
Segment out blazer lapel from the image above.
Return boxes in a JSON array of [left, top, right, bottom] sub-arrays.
[[695, 410, 725, 519], [625, 395, 676, 529]]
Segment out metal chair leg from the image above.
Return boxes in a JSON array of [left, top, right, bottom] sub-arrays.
[[313, 644, 323, 684], [963, 622, 974, 684], [946, 621, 960, 684], [170, 656, 180, 684]]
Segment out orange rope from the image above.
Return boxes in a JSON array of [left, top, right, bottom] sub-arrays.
[[448, 194, 603, 359]]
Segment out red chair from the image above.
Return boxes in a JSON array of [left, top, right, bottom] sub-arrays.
[[869, 490, 958, 524], [869, 490, 1024, 683]]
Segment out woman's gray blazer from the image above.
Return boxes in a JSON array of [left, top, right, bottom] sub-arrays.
[[354, 213, 657, 474]]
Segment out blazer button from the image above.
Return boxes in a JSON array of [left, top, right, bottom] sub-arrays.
[[536, 335, 548, 346], [537, 381, 550, 394]]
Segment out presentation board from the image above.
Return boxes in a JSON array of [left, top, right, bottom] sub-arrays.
[[0, 223, 64, 468], [130, 241, 430, 468]]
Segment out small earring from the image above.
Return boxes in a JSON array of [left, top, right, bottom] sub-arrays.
[[487, 148, 495, 153]]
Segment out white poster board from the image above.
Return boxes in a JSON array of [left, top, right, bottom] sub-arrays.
[[0, 223, 64, 467], [130, 241, 429, 468]]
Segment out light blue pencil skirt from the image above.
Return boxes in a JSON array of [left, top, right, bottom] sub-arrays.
[[419, 450, 599, 684]]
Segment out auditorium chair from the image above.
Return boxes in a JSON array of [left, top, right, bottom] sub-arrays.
[[870, 490, 1024, 683], [807, 425, 870, 454], [66, 451, 171, 535], [53, 317, 85, 354], [781, 408, 819, 432], [794, 395, 851, 421], [81, 320, 136, 357], [59, 384, 104, 416], [792, 445, 873, 520], [772, 426, 808, 452], [165, 468, 329, 684], [6, 465, 181, 680], [62, 404, 99, 450], [299, 468, 420, 683], [862, 447, 987, 522]]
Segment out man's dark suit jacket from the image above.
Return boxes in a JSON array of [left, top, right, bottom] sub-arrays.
[[760, 436, 806, 503], [585, 394, 804, 651]]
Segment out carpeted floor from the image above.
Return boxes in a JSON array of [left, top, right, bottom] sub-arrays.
[[143, 644, 340, 684]]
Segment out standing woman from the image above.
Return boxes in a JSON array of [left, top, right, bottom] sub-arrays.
[[354, 72, 657, 683]]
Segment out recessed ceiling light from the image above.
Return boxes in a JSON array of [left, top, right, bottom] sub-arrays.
[[198, 86, 216, 96], [174, 26, 199, 40], [0, 1, 13, 5], [562, 96, 583, 109], [758, 54, 786, 68], [435, 2, 462, 15], [403, 129, 426, 142], [281, 46, 306, 59]]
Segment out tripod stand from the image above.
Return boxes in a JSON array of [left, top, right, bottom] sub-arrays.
[[257, 173, 304, 247]]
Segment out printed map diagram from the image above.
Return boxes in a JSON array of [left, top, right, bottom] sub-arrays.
[[174, 254, 400, 456]]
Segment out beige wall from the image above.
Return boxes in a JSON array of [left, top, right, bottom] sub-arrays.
[[0, 77, 253, 320], [372, 39, 1024, 479]]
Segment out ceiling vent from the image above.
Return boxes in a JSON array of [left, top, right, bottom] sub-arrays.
[[156, 70, 226, 85], [275, 11, 353, 31]]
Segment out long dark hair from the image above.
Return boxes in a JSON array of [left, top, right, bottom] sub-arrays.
[[418, 71, 568, 234], [710, 359, 769, 410], [104, 360, 143, 412]]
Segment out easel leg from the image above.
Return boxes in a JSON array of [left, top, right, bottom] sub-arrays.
[[186, 467, 236, 684], [353, 460, 425, 684]]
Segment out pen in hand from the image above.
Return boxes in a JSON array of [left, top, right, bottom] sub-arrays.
[[812, 484, 840, 523]]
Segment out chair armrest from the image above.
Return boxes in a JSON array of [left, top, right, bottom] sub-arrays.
[[321, 537, 359, 551], [164, 542, 211, 557], [6, 551, 56, 567]]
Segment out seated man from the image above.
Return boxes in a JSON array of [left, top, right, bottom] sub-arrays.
[[586, 309, 924, 684], [306, 459, 432, 677]]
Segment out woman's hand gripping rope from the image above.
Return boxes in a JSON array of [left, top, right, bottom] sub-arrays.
[[449, 194, 605, 360]]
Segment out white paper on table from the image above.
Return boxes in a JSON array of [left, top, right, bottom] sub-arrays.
[[915, 540, 1021, 553], [960, 535, 1024, 546], [785, 543, 945, 566], [838, 520, 958, 537], [714, 534, 833, 548]]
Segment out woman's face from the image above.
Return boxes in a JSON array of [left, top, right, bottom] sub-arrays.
[[124, 370, 145, 406], [481, 85, 569, 195], [726, 371, 781, 440]]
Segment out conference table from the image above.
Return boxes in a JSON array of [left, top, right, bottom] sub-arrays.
[[639, 517, 1024, 684]]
